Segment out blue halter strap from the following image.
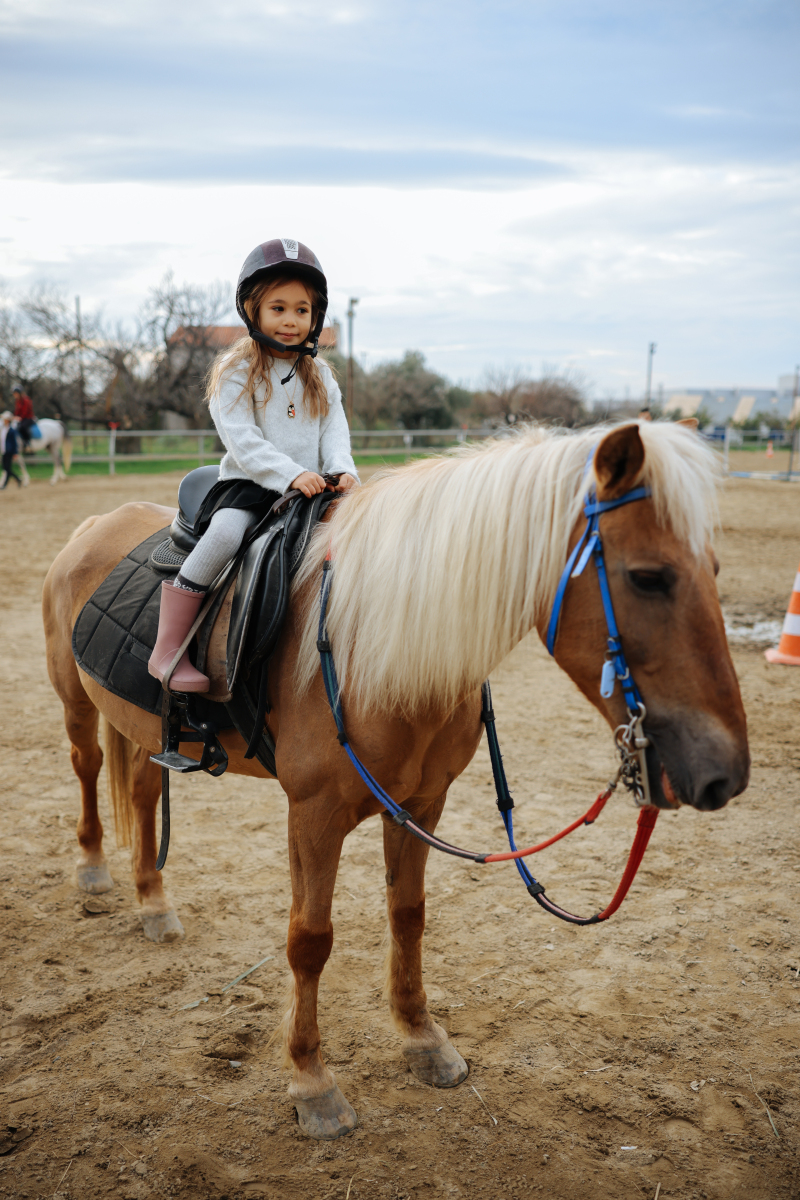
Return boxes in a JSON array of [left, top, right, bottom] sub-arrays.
[[545, 485, 650, 713]]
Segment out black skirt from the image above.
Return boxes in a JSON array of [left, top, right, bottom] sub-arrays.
[[193, 478, 282, 537]]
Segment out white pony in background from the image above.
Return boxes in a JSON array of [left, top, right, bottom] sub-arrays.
[[15, 418, 72, 485]]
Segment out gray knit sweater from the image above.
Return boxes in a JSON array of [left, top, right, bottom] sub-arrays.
[[209, 357, 358, 494]]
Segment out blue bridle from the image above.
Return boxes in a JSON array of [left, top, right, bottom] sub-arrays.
[[545, 484, 650, 715]]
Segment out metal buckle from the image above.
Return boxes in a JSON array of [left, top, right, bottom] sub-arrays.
[[614, 702, 651, 807]]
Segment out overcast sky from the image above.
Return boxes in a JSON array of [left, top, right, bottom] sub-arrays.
[[1, 0, 798, 395]]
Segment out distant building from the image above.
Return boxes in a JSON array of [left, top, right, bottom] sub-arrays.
[[664, 379, 799, 424]]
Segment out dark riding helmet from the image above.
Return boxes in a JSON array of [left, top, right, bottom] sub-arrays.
[[236, 239, 328, 371]]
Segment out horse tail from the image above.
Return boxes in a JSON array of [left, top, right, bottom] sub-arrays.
[[104, 718, 134, 848], [61, 425, 73, 473]]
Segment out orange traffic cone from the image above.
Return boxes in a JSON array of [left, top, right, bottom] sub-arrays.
[[765, 561, 800, 664]]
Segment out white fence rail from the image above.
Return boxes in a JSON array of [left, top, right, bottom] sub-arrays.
[[67, 427, 496, 475], [60, 424, 800, 481]]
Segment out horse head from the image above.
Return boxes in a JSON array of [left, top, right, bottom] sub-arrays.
[[548, 422, 749, 812]]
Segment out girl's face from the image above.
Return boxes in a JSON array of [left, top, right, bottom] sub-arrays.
[[257, 279, 314, 358]]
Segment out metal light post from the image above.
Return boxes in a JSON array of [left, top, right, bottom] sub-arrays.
[[645, 342, 657, 406], [76, 295, 87, 448], [345, 297, 359, 426]]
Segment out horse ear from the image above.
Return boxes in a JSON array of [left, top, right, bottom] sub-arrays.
[[594, 424, 645, 501], [677, 417, 699, 430]]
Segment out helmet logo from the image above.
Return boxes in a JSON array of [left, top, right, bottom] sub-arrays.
[[280, 238, 299, 260]]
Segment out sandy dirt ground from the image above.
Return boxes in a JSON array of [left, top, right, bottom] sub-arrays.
[[1, 466, 799, 1200]]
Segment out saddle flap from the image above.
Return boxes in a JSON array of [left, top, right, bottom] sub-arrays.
[[226, 518, 287, 692]]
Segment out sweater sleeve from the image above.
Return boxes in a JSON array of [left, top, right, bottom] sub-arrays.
[[211, 372, 307, 494], [318, 366, 360, 481]]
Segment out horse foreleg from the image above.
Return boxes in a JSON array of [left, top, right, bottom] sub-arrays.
[[129, 750, 184, 943], [284, 801, 357, 1139], [382, 798, 469, 1088], [65, 695, 114, 894]]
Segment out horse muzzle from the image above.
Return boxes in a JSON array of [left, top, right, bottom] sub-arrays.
[[644, 712, 750, 812]]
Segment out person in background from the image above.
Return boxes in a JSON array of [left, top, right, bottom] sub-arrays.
[[0, 411, 23, 489], [637, 405, 652, 421], [12, 386, 35, 451]]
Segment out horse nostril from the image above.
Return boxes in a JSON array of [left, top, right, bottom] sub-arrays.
[[696, 778, 731, 811]]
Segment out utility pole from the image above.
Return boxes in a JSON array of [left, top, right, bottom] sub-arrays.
[[76, 295, 87, 446], [345, 297, 359, 426], [645, 342, 657, 406]]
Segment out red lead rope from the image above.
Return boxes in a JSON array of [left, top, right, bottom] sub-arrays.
[[596, 804, 659, 920], [481, 789, 659, 924]]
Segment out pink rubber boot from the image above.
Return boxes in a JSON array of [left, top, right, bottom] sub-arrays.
[[148, 582, 209, 692]]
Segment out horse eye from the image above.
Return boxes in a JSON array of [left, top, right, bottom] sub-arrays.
[[628, 569, 673, 596]]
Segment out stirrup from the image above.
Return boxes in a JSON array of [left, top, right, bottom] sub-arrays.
[[150, 691, 229, 870]]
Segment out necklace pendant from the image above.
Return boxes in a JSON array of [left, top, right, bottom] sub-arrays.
[[287, 402, 295, 419]]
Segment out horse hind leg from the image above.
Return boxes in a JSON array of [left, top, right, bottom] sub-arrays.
[[382, 799, 468, 1089], [63, 693, 114, 894]]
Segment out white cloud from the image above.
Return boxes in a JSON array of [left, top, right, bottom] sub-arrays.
[[1, 144, 797, 393]]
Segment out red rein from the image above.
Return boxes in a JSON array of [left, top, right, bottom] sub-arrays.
[[484, 790, 660, 922]]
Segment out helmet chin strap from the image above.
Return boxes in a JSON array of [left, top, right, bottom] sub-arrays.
[[247, 326, 319, 385]]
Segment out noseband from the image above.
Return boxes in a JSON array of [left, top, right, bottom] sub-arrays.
[[317, 477, 660, 926]]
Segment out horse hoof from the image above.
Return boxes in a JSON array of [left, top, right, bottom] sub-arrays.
[[140, 910, 185, 943], [294, 1086, 358, 1140], [76, 863, 114, 894], [403, 1042, 469, 1088]]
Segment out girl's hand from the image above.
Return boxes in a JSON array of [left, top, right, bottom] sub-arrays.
[[291, 470, 326, 497], [333, 473, 358, 492]]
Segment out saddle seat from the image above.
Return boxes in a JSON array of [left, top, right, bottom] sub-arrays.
[[169, 463, 221, 553]]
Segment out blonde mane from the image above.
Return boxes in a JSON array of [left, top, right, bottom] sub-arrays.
[[293, 422, 721, 717]]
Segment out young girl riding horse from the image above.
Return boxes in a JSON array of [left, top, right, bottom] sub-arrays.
[[148, 238, 358, 693]]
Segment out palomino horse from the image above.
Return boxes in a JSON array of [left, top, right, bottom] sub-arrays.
[[16, 417, 72, 485], [42, 422, 749, 1139]]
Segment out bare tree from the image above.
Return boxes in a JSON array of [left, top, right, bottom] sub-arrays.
[[141, 272, 234, 427], [0, 287, 53, 409], [474, 366, 531, 425], [475, 366, 587, 427]]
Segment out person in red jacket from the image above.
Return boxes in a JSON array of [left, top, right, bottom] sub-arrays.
[[12, 386, 35, 451]]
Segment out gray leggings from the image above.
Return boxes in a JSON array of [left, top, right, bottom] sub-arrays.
[[178, 507, 257, 588]]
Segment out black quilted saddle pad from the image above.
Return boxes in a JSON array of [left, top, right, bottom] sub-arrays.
[[72, 527, 171, 716]]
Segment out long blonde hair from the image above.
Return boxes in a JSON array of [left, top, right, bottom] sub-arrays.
[[206, 275, 330, 419]]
